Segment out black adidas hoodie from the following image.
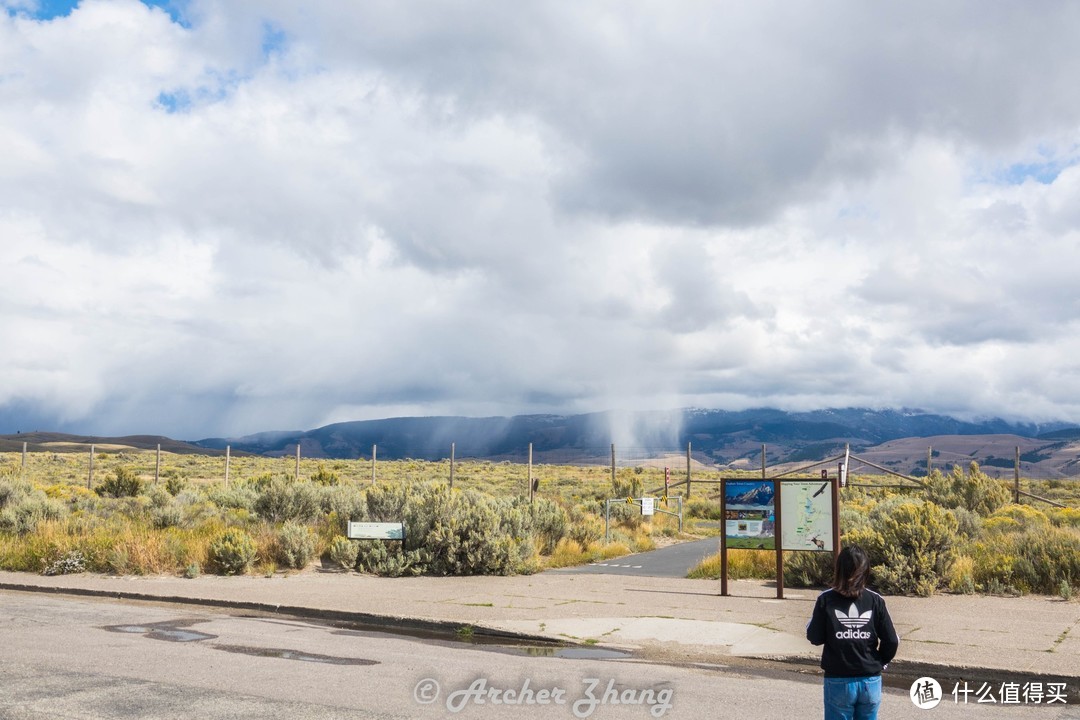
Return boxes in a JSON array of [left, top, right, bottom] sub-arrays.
[[806, 588, 899, 678]]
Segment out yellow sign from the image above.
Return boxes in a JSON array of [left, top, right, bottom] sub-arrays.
[[626, 496, 634, 504]]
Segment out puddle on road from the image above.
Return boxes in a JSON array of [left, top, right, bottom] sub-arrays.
[[104, 621, 217, 643], [515, 645, 631, 660], [330, 626, 632, 661], [101, 619, 379, 666], [214, 644, 379, 666], [102, 616, 631, 665]]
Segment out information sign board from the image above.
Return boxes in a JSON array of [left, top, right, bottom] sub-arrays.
[[724, 480, 775, 550], [780, 480, 834, 551]]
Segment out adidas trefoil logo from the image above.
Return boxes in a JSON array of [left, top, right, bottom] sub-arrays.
[[836, 603, 872, 628], [834, 603, 873, 640]]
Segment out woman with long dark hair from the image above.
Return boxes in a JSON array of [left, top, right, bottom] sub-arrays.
[[806, 545, 899, 720]]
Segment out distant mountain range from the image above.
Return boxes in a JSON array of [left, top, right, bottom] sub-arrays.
[[188, 408, 1080, 477], [5, 408, 1079, 479]]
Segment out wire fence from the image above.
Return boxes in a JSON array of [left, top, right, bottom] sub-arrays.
[[5, 440, 1080, 492]]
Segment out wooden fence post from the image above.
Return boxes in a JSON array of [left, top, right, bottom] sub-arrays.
[[1014, 446, 1021, 503], [155, 444, 161, 484], [371, 444, 377, 485], [225, 445, 231, 486], [295, 444, 301, 481], [686, 442, 692, 499], [449, 442, 455, 489], [528, 442, 534, 502], [87, 444, 94, 489], [611, 444, 616, 491]]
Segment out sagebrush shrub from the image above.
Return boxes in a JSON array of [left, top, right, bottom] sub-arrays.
[[318, 486, 367, 533], [151, 503, 184, 529], [208, 528, 257, 575], [850, 500, 959, 596], [254, 478, 320, 523], [206, 485, 258, 512], [783, 551, 833, 588], [328, 536, 358, 570], [566, 505, 604, 547], [519, 498, 569, 554], [686, 498, 723, 520], [275, 522, 317, 569], [0, 491, 65, 535], [355, 541, 429, 577], [357, 482, 541, 575]]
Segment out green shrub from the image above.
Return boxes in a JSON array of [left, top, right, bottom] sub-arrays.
[[0, 478, 28, 507], [146, 484, 172, 509], [206, 484, 258, 512], [151, 503, 185, 529], [94, 467, 144, 498], [164, 475, 187, 496], [924, 462, 1009, 516], [520, 498, 569, 554], [310, 464, 340, 486], [328, 536, 359, 570], [1047, 507, 1080, 528], [948, 555, 977, 594], [611, 472, 643, 502], [254, 478, 320, 523], [988, 504, 1051, 532], [686, 498, 723, 520], [566, 505, 604, 547], [783, 551, 833, 588], [318, 486, 367, 533], [839, 506, 871, 534], [851, 500, 959, 596], [969, 526, 1080, 594], [355, 541, 429, 577], [950, 507, 982, 539], [208, 528, 257, 575], [358, 482, 537, 575], [276, 522, 317, 569], [0, 491, 66, 535]]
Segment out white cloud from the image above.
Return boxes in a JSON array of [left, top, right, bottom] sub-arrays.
[[2, 0, 1080, 436]]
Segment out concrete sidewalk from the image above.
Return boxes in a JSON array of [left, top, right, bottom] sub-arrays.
[[1, 569, 1077, 693]]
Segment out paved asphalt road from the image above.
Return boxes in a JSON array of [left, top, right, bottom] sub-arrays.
[[1, 591, 1064, 719], [553, 537, 721, 578]]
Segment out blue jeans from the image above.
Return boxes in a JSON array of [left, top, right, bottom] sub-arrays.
[[823, 676, 882, 720]]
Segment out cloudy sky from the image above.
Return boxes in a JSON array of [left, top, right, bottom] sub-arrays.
[[2, 0, 1080, 439]]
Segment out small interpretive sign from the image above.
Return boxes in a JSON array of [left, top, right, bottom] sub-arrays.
[[347, 522, 405, 541]]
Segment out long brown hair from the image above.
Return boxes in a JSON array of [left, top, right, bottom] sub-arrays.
[[833, 544, 870, 598]]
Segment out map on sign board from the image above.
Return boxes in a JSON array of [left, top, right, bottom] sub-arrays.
[[780, 481, 834, 552], [724, 480, 775, 550]]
